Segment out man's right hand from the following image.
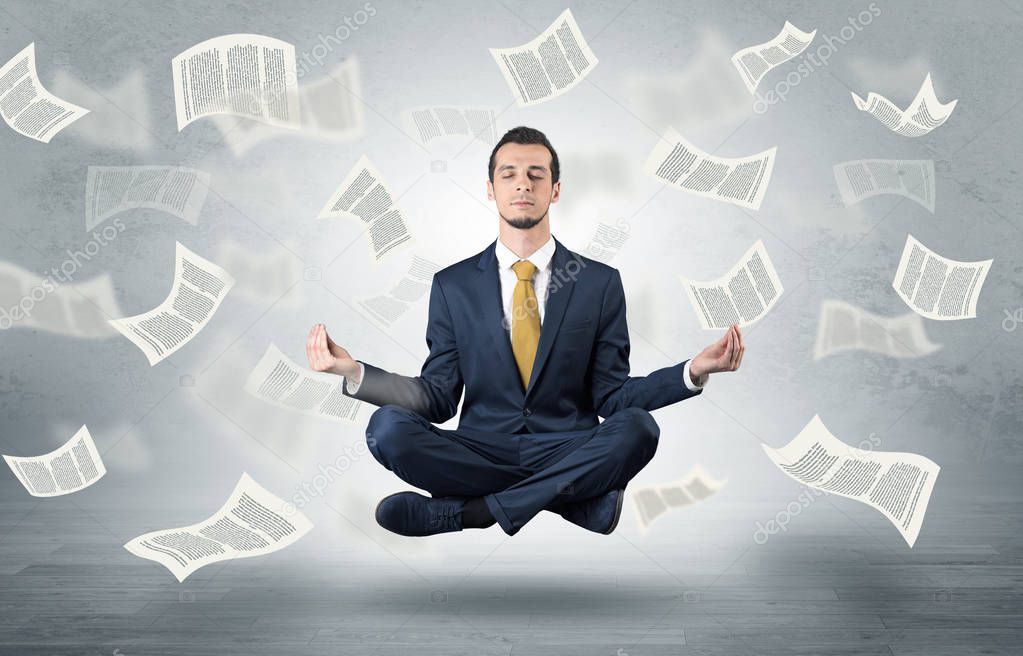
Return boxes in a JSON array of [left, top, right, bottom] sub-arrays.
[[306, 323, 359, 381]]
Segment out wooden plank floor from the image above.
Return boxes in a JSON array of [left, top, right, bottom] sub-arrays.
[[1, 463, 1020, 655]]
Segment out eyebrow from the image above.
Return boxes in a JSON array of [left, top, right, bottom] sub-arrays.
[[497, 164, 548, 173]]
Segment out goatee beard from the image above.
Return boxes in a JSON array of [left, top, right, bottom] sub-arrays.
[[501, 211, 546, 230]]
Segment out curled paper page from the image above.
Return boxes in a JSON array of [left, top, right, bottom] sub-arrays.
[[123, 473, 313, 582], [631, 465, 727, 532], [644, 127, 776, 210], [3, 425, 105, 497], [834, 159, 935, 213], [0, 264, 124, 338], [402, 105, 498, 147], [85, 165, 211, 231], [731, 21, 816, 93], [763, 415, 939, 547], [317, 154, 413, 262], [108, 242, 235, 365], [172, 34, 300, 131], [244, 343, 362, 422], [359, 255, 442, 327], [0, 43, 90, 143], [851, 73, 957, 137], [814, 299, 941, 360], [893, 234, 992, 320], [489, 8, 598, 107], [681, 240, 784, 329]]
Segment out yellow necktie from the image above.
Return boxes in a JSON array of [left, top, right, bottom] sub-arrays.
[[511, 259, 541, 390]]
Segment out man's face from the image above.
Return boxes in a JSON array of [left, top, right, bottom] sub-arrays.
[[487, 142, 560, 230]]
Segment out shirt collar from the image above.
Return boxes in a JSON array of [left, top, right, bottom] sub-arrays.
[[495, 234, 555, 274]]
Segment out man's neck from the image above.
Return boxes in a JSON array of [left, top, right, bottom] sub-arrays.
[[498, 224, 552, 260]]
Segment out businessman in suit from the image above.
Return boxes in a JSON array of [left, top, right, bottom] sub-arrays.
[[306, 126, 744, 537]]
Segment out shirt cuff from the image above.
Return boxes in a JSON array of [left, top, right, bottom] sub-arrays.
[[345, 361, 365, 394], [683, 359, 707, 392]]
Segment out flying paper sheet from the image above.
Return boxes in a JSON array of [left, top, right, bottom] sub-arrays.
[[85, 166, 211, 231], [644, 127, 776, 210], [402, 105, 498, 146], [631, 465, 727, 531], [851, 73, 957, 137], [3, 425, 105, 497], [359, 255, 442, 327], [109, 242, 235, 365], [834, 159, 935, 213], [489, 8, 598, 107], [763, 415, 939, 547], [123, 473, 313, 582], [681, 240, 784, 329], [244, 343, 362, 422], [731, 21, 816, 93], [814, 299, 941, 360], [172, 34, 300, 131], [893, 234, 992, 320], [317, 155, 413, 261], [0, 43, 90, 142]]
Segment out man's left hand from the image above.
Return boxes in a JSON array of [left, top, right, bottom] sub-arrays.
[[690, 323, 745, 382]]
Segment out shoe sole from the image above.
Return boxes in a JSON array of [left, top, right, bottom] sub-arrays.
[[602, 489, 625, 535]]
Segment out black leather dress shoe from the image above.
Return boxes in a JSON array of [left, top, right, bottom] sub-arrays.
[[550, 488, 625, 534], [375, 491, 465, 536]]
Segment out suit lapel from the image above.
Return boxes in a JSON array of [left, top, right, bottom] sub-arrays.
[[475, 239, 524, 400], [525, 237, 578, 398]]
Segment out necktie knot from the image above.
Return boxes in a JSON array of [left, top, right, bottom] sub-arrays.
[[512, 259, 537, 281]]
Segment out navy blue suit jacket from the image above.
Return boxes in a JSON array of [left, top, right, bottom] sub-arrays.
[[342, 236, 702, 433]]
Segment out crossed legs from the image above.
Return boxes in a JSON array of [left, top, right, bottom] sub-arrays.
[[365, 404, 660, 535]]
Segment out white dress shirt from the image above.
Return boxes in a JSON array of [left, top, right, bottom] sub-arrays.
[[347, 234, 707, 395]]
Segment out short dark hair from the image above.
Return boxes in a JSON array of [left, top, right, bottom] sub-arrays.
[[488, 126, 560, 184]]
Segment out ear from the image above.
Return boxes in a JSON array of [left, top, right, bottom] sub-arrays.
[[550, 180, 560, 204], [486, 179, 495, 201]]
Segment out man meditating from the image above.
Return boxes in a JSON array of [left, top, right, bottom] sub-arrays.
[[305, 126, 744, 537]]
